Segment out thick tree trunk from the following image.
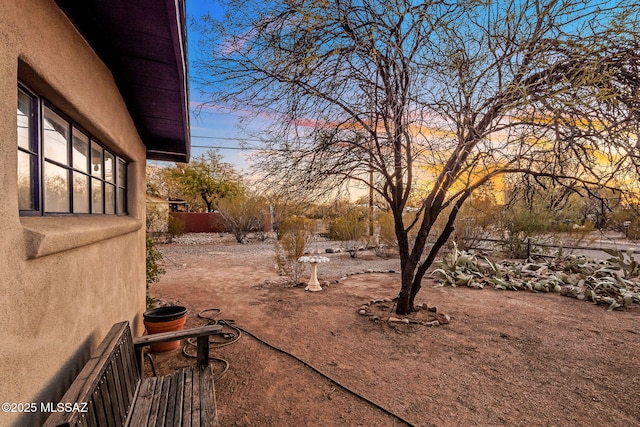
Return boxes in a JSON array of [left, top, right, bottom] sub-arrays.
[[392, 200, 415, 314], [396, 214, 459, 315], [397, 257, 435, 315], [396, 271, 414, 315], [395, 297, 412, 315]]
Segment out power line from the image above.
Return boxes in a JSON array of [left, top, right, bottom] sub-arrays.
[[190, 135, 266, 150], [191, 135, 265, 143], [191, 145, 252, 150], [191, 145, 287, 152]]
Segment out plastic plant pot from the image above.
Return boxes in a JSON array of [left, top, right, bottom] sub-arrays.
[[142, 306, 187, 353]]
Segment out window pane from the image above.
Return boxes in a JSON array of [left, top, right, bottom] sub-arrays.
[[17, 89, 33, 151], [43, 107, 69, 165], [117, 159, 126, 187], [91, 178, 103, 213], [117, 159, 127, 214], [73, 172, 90, 213], [104, 152, 115, 183], [117, 187, 126, 214], [91, 142, 103, 178], [105, 183, 115, 214], [72, 129, 89, 172], [44, 161, 69, 213], [18, 150, 35, 210]]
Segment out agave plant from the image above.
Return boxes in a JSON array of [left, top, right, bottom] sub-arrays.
[[432, 244, 640, 310], [432, 242, 484, 288], [603, 248, 640, 279], [562, 274, 640, 311]]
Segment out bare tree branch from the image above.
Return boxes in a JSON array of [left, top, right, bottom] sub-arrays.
[[194, 0, 640, 314]]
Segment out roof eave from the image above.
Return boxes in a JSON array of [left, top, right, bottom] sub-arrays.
[[56, 0, 191, 162]]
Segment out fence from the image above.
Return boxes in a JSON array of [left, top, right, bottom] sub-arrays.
[[168, 212, 272, 234], [464, 236, 640, 259]]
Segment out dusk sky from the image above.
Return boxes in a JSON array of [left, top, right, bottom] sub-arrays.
[[185, 0, 257, 171]]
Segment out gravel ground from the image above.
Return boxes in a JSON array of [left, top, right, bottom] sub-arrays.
[[163, 232, 402, 282]]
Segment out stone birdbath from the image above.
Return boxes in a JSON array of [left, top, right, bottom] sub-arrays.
[[298, 256, 330, 291]]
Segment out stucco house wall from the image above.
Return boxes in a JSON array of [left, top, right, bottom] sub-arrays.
[[0, 1, 150, 425]]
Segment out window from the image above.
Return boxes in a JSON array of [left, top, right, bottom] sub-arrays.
[[17, 84, 127, 215], [17, 89, 38, 210]]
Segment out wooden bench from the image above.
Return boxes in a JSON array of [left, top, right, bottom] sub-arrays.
[[43, 321, 222, 427]]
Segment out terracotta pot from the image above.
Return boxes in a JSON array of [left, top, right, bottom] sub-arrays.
[[143, 306, 187, 353]]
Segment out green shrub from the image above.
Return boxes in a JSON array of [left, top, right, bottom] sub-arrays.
[[499, 205, 549, 257], [146, 234, 165, 308], [375, 211, 397, 256], [328, 210, 367, 257]]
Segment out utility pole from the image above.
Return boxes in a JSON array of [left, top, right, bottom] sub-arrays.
[[369, 167, 374, 236]]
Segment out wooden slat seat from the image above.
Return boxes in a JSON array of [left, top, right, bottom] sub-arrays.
[[43, 321, 222, 427], [129, 366, 216, 426]]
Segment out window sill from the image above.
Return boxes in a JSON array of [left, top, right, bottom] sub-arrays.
[[21, 216, 143, 259]]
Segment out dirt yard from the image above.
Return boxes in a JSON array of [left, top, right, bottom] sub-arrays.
[[147, 234, 640, 427]]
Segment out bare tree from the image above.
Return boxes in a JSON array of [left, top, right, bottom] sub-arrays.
[[252, 179, 317, 236], [195, 0, 640, 314]]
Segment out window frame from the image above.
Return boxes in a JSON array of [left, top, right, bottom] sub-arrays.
[[17, 83, 128, 216], [17, 86, 40, 214]]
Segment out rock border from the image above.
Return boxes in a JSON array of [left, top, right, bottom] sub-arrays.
[[357, 299, 451, 327]]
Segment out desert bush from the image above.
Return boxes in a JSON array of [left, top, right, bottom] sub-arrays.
[[328, 210, 367, 257], [608, 206, 640, 240], [274, 216, 314, 284], [628, 222, 640, 241], [498, 205, 549, 258], [375, 211, 397, 256], [167, 215, 186, 237], [216, 193, 268, 243], [146, 204, 169, 233], [451, 193, 501, 250]]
